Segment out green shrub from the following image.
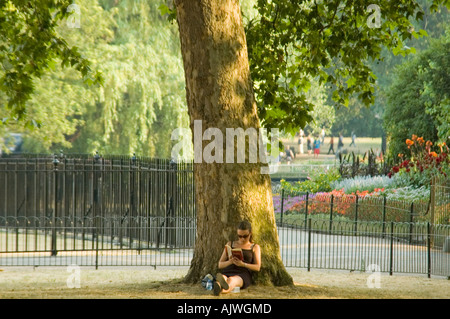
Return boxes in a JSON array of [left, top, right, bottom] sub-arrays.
[[280, 167, 340, 194]]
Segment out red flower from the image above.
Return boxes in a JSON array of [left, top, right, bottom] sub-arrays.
[[400, 160, 410, 168]]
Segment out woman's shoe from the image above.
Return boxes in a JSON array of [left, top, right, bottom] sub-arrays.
[[215, 273, 229, 290], [213, 281, 221, 296]]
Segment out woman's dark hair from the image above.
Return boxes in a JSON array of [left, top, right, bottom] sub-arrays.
[[237, 220, 253, 243]]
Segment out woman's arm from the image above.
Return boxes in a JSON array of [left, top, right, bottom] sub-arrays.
[[231, 244, 261, 272], [248, 244, 261, 272], [218, 242, 233, 269]]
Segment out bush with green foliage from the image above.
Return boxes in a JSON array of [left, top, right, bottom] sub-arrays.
[[280, 167, 341, 195], [384, 29, 450, 158]]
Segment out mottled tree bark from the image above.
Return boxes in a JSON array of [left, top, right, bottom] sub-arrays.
[[175, 0, 292, 286]]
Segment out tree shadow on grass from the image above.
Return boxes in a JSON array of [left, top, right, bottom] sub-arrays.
[[113, 278, 346, 299]]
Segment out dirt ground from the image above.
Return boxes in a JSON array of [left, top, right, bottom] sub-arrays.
[[0, 266, 448, 299]]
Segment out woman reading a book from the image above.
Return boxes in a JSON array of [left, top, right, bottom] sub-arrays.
[[214, 220, 261, 296]]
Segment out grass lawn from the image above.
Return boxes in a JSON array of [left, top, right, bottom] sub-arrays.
[[270, 137, 382, 179], [281, 136, 382, 164], [0, 266, 448, 299]]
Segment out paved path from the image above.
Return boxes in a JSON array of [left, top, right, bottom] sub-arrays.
[[277, 227, 449, 277], [1, 227, 448, 277]]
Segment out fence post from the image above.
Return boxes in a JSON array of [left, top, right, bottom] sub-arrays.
[[409, 202, 414, 244], [389, 221, 394, 276], [307, 217, 311, 272], [93, 152, 100, 245], [168, 159, 176, 247], [354, 195, 359, 235], [329, 194, 334, 233], [280, 189, 285, 227], [95, 219, 99, 270], [14, 160, 18, 250], [119, 158, 123, 249], [304, 192, 309, 227], [137, 158, 142, 253], [382, 196, 387, 238], [130, 153, 136, 247], [429, 177, 435, 248], [427, 222, 431, 279], [51, 155, 59, 256]]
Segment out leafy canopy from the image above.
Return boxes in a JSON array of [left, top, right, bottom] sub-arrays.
[[0, 0, 103, 127], [1, 0, 189, 157], [245, 0, 450, 134], [384, 27, 450, 157], [2, 0, 450, 139]]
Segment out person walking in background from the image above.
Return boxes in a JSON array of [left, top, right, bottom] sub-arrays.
[[336, 132, 344, 156], [350, 131, 357, 147], [313, 136, 321, 158], [298, 134, 304, 154], [327, 136, 335, 154], [285, 146, 294, 165], [321, 127, 325, 143], [307, 135, 312, 156]]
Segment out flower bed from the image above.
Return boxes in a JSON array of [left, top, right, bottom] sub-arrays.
[[273, 134, 446, 224], [388, 134, 449, 188]]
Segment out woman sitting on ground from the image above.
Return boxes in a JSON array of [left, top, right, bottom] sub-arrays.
[[214, 220, 261, 295]]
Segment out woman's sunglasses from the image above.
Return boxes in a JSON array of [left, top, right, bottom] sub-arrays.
[[238, 234, 249, 239]]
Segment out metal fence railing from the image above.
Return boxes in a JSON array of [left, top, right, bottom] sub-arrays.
[[277, 219, 449, 278], [0, 154, 448, 278], [275, 191, 432, 240], [0, 153, 196, 222], [431, 175, 450, 225], [0, 216, 196, 267], [1, 215, 448, 278]]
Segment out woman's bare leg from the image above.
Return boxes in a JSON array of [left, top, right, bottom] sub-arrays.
[[220, 275, 243, 294]]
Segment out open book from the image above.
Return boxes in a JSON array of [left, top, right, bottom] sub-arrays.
[[225, 244, 243, 261]]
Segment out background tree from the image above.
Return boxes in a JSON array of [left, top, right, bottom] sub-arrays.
[[0, 0, 103, 124], [303, 80, 335, 136], [384, 27, 449, 158], [1, 0, 190, 157], [330, 0, 449, 138], [69, 0, 189, 157]]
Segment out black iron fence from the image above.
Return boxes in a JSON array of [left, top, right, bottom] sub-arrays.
[[431, 175, 450, 225], [0, 154, 448, 278], [0, 153, 195, 254], [278, 219, 449, 278], [0, 216, 195, 267], [0, 153, 195, 220], [1, 214, 449, 277], [275, 190, 432, 242]]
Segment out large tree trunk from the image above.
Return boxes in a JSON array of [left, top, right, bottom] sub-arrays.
[[175, 0, 292, 286]]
